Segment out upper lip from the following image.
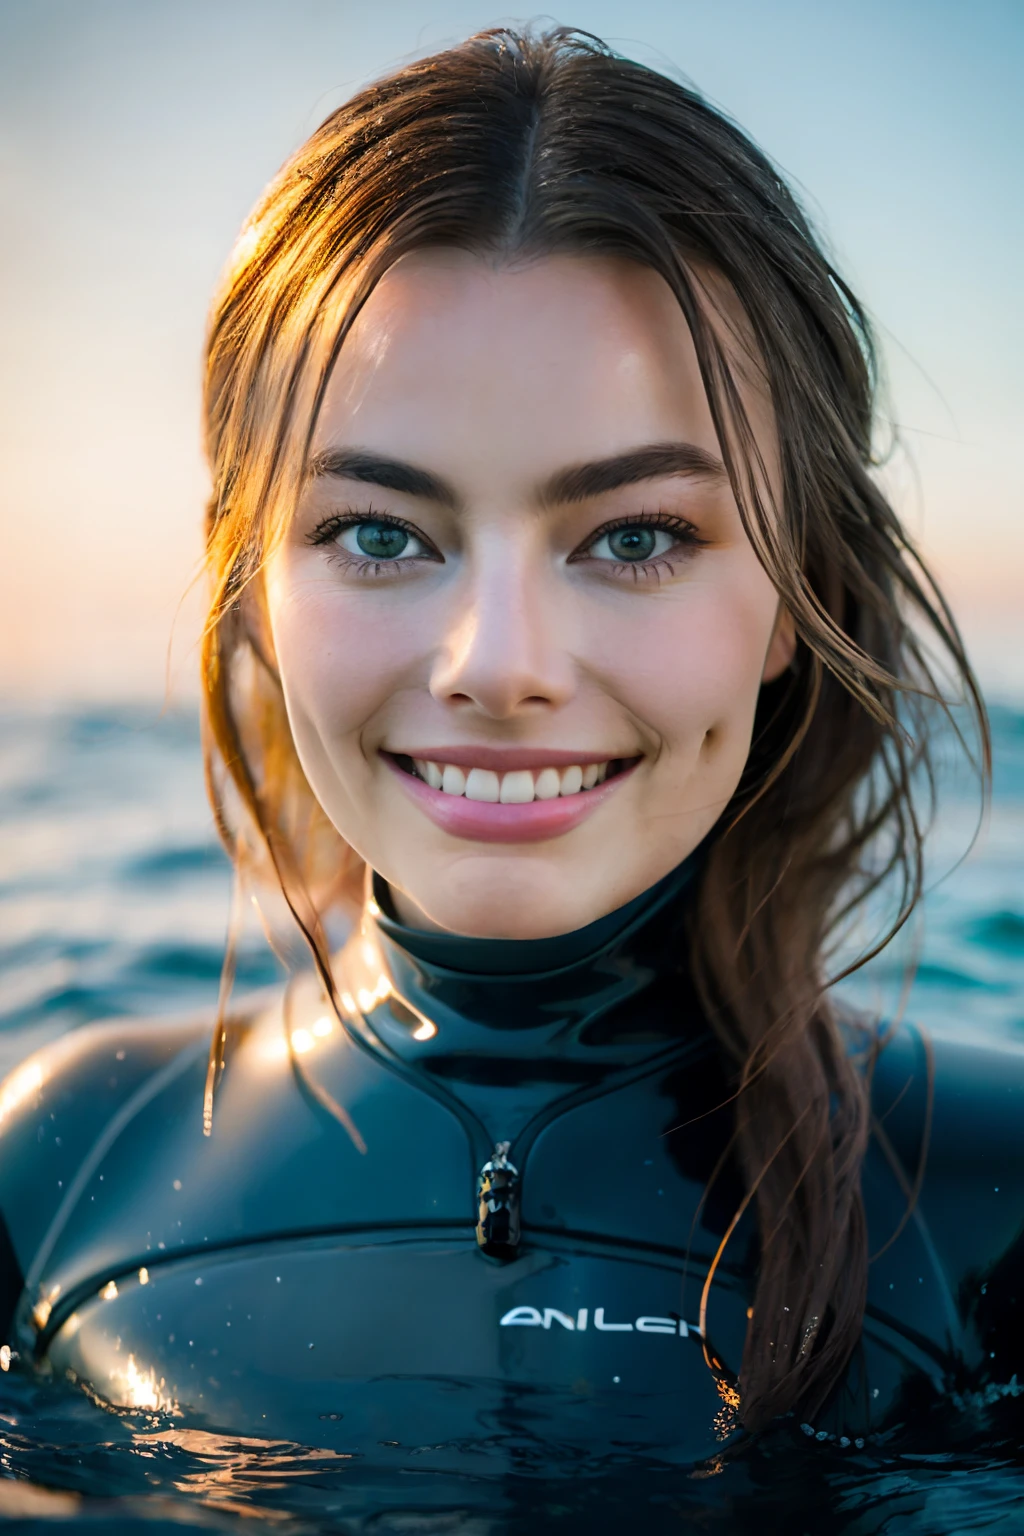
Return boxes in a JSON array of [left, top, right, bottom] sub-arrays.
[[384, 747, 638, 771]]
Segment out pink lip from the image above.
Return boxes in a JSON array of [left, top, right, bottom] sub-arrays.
[[383, 755, 639, 845]]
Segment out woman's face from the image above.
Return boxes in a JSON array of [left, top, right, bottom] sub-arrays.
[[264, 251, 794, 938]]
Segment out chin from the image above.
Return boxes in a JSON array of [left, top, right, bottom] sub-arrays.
[[407, 857, 633, 940], [440, 906, 576, 941]]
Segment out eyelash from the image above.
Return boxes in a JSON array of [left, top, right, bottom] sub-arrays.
[[306, 507, 705, 580], [572, 511, 706, 581], [306, 507, 439, 577]]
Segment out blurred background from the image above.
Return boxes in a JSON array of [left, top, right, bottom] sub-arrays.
[[1, 0, 1022, 1070]]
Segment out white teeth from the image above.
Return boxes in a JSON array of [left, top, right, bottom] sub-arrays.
[[465, 767, 500, 802], [534, 767, 561, 801], [416, 759, 617, 800], [441, 764, 466, 796], [499, 769, 535, 804]]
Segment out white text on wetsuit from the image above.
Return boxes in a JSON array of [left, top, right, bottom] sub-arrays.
[[500, 1306, 701, 1335]]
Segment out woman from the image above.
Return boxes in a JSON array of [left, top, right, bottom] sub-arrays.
[[0, 23, 1019, 1500]]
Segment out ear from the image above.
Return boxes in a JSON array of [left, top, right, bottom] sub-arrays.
[[761, 604, 797, 683]]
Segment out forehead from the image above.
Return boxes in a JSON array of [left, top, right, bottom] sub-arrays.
[[313, 251, 744, 469]]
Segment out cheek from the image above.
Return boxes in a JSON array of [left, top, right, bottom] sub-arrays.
[[585, 567, 776, 754], [265, 564, 419, 750]]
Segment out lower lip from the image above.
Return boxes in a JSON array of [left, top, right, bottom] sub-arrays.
[[384, 757, 639, 845]]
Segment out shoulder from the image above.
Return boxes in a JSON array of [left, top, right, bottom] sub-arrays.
[[870, 1022, 1024, 1173], [0, 1015, 212, 1293], [0, 1014, 213, 1167], [869, 1022, 1024, 1304]]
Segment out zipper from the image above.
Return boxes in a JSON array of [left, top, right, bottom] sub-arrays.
[[474, 1035, 716, 1262], [475, 1140, 520, 1258], [329, 946, 717, 1266]]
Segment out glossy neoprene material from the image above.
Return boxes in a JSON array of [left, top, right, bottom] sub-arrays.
[[0, 872, 1021, 1470]]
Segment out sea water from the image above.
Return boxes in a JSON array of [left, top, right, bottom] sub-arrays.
[[0, 702, 1022, 1533]]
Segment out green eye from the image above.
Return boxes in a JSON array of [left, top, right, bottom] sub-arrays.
[[606, 527, 657, 562], [310, 511, 435, 568], [354, 521, 410, 559], [333, 518, 429, 562], [589, 524, 680, 564]]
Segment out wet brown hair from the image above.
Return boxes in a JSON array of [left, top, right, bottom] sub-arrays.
[[200, 27, 988, 1429]]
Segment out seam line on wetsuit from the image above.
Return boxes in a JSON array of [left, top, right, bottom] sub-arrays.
[[20, 1036, 210, 1345]]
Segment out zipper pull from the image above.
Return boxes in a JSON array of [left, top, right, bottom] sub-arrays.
[[476, 1140, 520, 1260]]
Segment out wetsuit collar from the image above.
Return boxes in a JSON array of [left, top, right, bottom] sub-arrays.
[[337, 853, 706, 1061], [371, 856, 699, 977], [332, 851, 712, 1146]]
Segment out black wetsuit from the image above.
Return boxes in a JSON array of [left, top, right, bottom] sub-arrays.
[[0, 864, 1021, 1475]]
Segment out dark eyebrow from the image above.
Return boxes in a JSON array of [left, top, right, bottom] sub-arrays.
[[542, 442, 726, 505], [307, 448, 461, 510], [307, 441, 725, 514]]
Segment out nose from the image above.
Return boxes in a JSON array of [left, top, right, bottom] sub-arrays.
[[429, 548, 575, 720]]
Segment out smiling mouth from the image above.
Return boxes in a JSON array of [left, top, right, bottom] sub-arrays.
[[387, 755, 639, 804]]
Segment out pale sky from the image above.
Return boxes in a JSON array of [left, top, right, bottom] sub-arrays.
[[1, 0, 1021, 701]]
